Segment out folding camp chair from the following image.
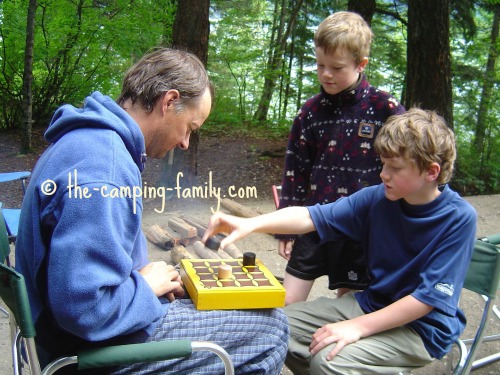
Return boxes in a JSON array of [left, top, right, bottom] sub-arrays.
[[271, 185, 281, 209], [0, 208, 234, 375], [452, 234, 500, 374], [0, 171, 31, 244]]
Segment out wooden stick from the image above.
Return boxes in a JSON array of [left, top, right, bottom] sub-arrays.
[[221, 198, 262, 218], [162, 226, 182, 243], [215, 248, 233, 259], [192, 241, 221, 259], [168, 217, 197, 238], [222, 243, 244, 258], [144, 224, 176, 250], [170, 245, 195, 264], [181, 216, 207, 237]]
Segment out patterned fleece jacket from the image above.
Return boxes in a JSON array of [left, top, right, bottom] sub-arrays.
[[278, 74, 405, 240]]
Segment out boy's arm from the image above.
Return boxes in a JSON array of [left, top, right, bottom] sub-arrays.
[[203, 206, 315, 248], [310, 295, 433, 360]]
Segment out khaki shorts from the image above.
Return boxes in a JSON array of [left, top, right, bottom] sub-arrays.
[[284, 292, 434, 375]]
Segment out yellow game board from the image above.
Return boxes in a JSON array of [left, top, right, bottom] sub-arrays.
[[180, 258, 286, 310]]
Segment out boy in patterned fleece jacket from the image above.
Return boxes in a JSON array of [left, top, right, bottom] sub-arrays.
[[277, 11, 405, 303]]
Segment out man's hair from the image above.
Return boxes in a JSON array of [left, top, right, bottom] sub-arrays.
[[314, 11, 373, 64], [374, 108, 456, 184], [116, 47, 212, 113]]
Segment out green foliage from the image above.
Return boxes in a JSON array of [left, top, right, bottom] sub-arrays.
[[0, 0, 499, 193], [368, 2, 407, 102], [208, 0, 270, 124], [207, 0, 336, 126], [0, 0, 176, 129], [451, 4, 499, 194], [202, 117, 290, 141]]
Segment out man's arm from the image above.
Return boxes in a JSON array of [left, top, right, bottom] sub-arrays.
[[310, 295, 433, 360]]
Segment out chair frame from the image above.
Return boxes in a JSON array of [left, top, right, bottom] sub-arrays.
[[452, 234, 500, 375], [0, 208, 234, 375], [0, 172, 30, 195], [0, 171, 31, 244]]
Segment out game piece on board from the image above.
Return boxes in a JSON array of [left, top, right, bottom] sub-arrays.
[[218, 264, 233, 279], [243, 252, 256, 267]]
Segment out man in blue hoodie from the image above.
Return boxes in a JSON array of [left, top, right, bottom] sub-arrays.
[[15, 48, 289, 374]]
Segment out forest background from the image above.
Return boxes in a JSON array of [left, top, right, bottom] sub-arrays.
[[0, 0, 499, 195]]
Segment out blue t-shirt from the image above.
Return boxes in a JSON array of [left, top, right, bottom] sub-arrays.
[[307, 184, 477, 359]]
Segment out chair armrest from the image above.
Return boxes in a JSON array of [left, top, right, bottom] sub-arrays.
[[0, 172, 31, 183], [77, 340, 192, 369], [482, 234, 500, 246]]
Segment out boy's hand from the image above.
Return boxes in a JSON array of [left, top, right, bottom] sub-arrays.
[[203, 212, 253, 249], [278, 239, 294, 260], [308, 296, 434, 361], [309, 320, 363, 360]]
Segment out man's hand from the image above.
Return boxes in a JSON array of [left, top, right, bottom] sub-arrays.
[[278, 239, 294, 260], [309, 320, 363, 360], [139, 261, 185, 301]]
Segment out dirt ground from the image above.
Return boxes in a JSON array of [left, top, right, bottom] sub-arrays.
[[0, 127, 499, 374]]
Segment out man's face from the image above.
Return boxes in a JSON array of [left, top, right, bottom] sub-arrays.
[[149, 88, 212, 158], [315, 47, 366, 95]]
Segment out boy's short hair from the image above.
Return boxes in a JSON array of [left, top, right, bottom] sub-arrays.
[[374, 108, 456, 184], [314, 11, 373, 64]]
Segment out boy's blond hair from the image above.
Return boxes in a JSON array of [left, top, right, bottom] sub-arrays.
[[374, 108, 456, 184], [314, 11, 373, 64]]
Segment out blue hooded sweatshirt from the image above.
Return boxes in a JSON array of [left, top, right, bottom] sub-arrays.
[[15, 92, 167, 363]]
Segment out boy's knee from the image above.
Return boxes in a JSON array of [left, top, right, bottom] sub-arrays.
[[310, 347, 356, 375]]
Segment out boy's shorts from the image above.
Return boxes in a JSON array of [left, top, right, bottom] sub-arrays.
[[285, 232, 369, 290]]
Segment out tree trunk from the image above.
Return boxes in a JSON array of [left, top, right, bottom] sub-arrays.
[[348, 0, 376, 25], [20, 0, 37, 154], [253, 0, 304, 123], [160, 0, 209, 191], [473, 4, 499, 174], [172, 0, 209, 66], [405, 0, 453, 129]]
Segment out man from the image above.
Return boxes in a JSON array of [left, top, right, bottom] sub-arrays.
[[16, 48, 288, 374]]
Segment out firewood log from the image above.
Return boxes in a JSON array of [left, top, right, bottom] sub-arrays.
[[170, 245, 195, 264], [223, 243, 244, 258], [181, 216, 207, 237], [220, 198, 262, 218], [168, 217, 197, 238], [144, 224, 176, 250], [192, 241, 221, 259]]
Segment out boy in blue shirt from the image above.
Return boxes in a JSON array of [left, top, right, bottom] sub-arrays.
[[204, 108, 477, 374]]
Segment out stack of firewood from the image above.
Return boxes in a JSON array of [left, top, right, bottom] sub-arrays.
[[144, 215, 243, 264]]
